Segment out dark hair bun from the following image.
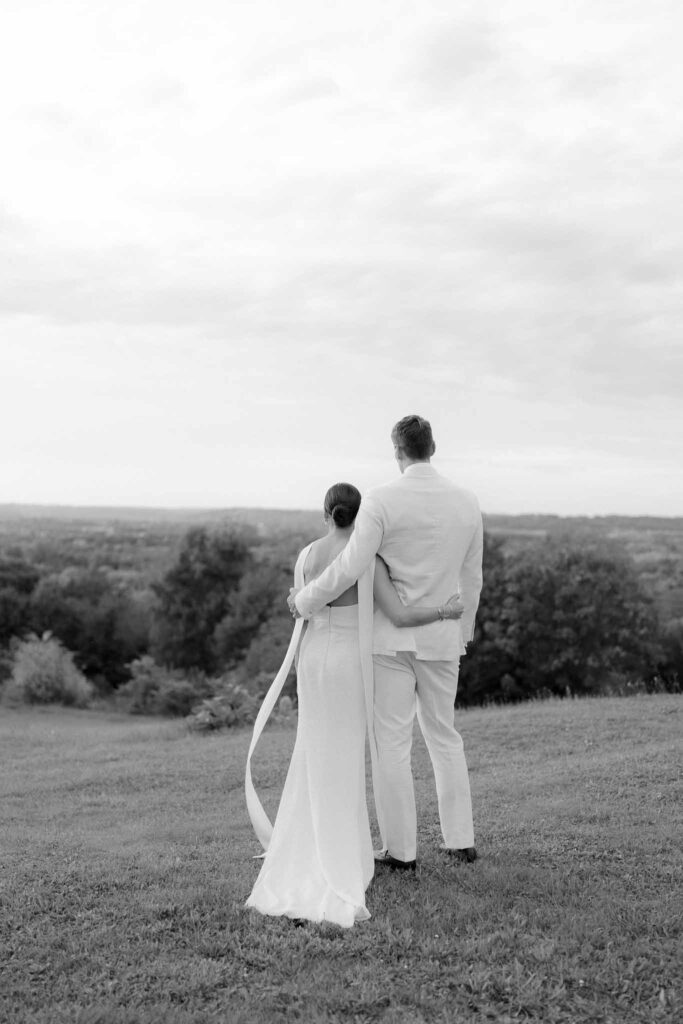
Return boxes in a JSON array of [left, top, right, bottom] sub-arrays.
[[323, 482, 361, 529], [331, 504, 354, 529]]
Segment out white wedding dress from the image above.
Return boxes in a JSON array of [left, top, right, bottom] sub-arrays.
[[245, 544, 375, 928]]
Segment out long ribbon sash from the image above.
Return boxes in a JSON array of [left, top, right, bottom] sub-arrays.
[[244, 615, 305, 851], [244, 544, 310, 852]]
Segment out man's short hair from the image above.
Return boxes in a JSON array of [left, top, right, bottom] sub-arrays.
[[391, 415, 435, 460]]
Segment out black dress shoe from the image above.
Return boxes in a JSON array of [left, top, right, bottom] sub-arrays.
[[443, 846, 478, 863], [374, 850, 417, 871]]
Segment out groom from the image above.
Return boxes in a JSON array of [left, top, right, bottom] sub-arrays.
[[288, 414, 484, 869]]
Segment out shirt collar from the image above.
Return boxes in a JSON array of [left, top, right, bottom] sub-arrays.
[[403, 462, 438, 477]]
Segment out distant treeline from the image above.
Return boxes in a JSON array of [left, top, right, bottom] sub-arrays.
[[484, 512, 683, 534], [0, 510, 682, 716]]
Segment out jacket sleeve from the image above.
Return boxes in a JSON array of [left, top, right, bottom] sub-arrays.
[[294, 496, 384, 617], [459, 505, 484, 644]]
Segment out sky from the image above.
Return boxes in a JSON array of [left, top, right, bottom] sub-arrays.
[[1, 0, 682, 516]]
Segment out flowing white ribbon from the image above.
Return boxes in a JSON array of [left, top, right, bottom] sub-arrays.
[[244, 615, 305, 852], [358, 562, 386, 848], [244, 543, 310, 853]]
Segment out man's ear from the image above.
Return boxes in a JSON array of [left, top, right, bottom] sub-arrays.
[[431, 441, 436, 456]]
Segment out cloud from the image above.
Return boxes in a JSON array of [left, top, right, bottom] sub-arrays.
[[625, 259, 681, 286], [277, 75, 342, 107], [555, 59, 622, 99], [2, 133, 679, 420], [578, 339, 683, 401], [24, 102, 76, 127], [1, 1, 681, 512], [133, 77, 189, 110], [0, 204, 29, 235], [405, 16, 502, 99]]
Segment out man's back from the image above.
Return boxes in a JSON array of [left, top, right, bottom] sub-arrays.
[[294, 464, 483, 658], [367, 463, 483, 660]]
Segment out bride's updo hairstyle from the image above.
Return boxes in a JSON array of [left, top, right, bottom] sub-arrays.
[[323, 482, 361, 529]]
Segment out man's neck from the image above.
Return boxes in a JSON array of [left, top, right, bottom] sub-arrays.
[[399, 456, 431, 473]]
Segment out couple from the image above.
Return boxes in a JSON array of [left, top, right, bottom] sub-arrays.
[[245, 414, 484, 928]]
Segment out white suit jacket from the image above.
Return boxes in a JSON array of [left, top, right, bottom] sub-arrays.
[[295, 463, 484, 661]]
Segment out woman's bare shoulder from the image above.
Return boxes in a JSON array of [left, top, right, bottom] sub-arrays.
[[305, 536, 329, 560], [303, 536, 332, 580]]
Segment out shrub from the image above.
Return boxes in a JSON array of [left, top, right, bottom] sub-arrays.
[[186, 681, 259, 732], [8, 633, 93, 707], [117, 655, 165, 714], [154, 675, 212, 716], [118, 656, 212, 716], [274, 695, 297, 723]]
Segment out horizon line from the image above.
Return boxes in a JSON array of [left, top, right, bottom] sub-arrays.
[[1, 501, 682, 522]]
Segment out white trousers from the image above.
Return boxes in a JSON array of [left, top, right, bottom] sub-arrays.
[[373, 652, 474, 862]]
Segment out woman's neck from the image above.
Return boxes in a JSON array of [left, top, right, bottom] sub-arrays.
[[327, 523, 354, 537]]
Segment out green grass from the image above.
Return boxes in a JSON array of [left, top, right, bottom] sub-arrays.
[[1, 695, 680, 1023]]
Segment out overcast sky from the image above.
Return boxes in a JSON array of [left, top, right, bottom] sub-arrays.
[[1, 0, 681, 515]]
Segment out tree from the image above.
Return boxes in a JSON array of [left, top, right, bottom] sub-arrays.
[[240, 613, 298, 697], [214, 532, 315, 694], [29, 570, 150, 689], [457, 535, 513, 704], [660, 619, 683, 688], [0, 556, 40, 646], [213, 558, 292, 668], [150, 527, 253, 672], [459, 538, 662, 704]]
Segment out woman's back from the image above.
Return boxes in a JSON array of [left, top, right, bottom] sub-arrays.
[[304, 534, 358, 607]]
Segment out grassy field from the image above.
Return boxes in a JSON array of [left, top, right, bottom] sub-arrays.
[[1, 695, 680, 1024]]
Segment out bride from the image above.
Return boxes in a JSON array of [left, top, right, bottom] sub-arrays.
[[245, 482, 464, 928]]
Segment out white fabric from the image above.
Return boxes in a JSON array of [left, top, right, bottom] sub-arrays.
[[294, 462, 483, 659], [245, 550, 376, 928], [371, 604, 417, 656], [373, 652, 474, 861], [244, 544, 310, 851], [292, 463, 482, 864]]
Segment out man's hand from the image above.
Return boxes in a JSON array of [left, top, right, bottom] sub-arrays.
[[287, 588, 301, 618], [443, 593, 465, 620]]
